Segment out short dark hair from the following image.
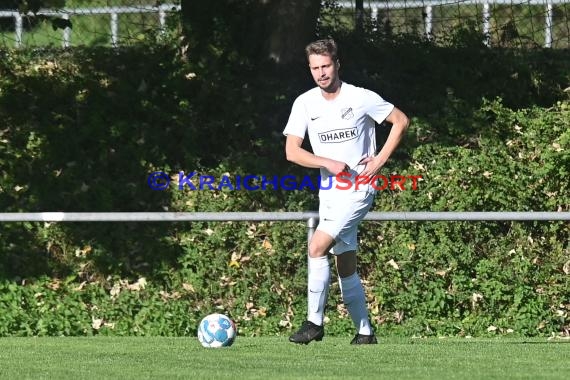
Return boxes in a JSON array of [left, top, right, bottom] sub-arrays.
[[305, 39, 338, 63]]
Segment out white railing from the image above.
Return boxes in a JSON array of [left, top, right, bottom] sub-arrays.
[[1, 211, 569, 245], [0, 4, 181, 48], [1, 211, 568, 222], [339, 0, 568, 48], [0, 1, 567, 48]]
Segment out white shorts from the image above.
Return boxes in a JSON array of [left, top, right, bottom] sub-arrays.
[[316, 190, 375, 255]]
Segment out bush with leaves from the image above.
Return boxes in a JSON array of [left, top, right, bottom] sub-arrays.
[[0, 25, 569, 337]]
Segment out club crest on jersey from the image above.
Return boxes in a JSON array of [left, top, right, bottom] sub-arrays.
[[318, 127, 358, 143], [341, 107, 354, 120]]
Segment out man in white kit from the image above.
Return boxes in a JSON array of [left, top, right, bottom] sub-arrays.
[[283, 39, 409, 344]]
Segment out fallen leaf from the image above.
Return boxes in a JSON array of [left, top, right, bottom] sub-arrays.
[[387, 259, 399, 270], [563, 260, 570, 275], [127, 277, 147, 291], [110, 283, 121, 298], [92, 318, 103, 330], [262, 239, 273, 250]]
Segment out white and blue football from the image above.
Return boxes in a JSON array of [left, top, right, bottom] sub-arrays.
[[197, 313, 237, 348]]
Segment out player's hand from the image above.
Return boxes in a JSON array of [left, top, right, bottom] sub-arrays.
[[359, 156, 385, 178], [324, 159, 350, 175]]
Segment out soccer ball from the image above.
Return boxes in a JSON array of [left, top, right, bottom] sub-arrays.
[[197, 313, 237, 348]]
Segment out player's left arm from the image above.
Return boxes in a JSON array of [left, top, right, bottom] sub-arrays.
[[360, 107, 409, 178]]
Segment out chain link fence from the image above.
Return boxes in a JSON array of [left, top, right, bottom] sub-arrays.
[[0, 0, 180, 48], [0, 0, 569, 49], [328, 0, 570, 48]]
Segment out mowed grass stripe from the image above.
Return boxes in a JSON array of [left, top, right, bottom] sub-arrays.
[[0, 337, 568, 379]]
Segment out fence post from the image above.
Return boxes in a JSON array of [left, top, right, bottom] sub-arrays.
[[545, 3, 553, 48], [62, 13, 71, 48], [14, 13, 23, 48], [111, 12, 118, 47], [483, 2, 491, 46], [371, 5, 378, 32], [306, 216, 318, 254], [159, 7, 166, 28], [424, 5, 432, 38]]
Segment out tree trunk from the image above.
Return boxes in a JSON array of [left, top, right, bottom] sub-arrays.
[[180, 0, 321, 65], [265, 0, 321, 64], [355, 0, 364, 34]]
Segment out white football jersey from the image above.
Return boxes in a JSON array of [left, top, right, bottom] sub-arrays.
[[283, 82, 394, 196]]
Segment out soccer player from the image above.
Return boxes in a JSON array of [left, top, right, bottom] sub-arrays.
[[283, 39, 409, 344]]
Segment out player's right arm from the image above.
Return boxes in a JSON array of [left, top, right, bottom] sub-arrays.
[[285, 134, 347, 175]]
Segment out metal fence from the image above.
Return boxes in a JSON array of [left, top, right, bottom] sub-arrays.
[[0, 1, 569, 48], [1, 211, 569, 246], [337, 0, 569, 48], [0, 3, 181, 48]]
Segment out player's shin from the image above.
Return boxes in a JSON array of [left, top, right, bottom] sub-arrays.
[[307, 256, 330, 325], [339, 272, 372, 335]]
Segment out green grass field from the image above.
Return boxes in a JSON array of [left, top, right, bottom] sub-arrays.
[[0, 336, 569, 379]]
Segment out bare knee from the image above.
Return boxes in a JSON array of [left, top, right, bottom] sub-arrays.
[[308, 240, 328, 258], [308, 231, 334, 258]]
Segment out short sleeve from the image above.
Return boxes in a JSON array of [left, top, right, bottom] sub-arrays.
[[283, 97, 308, 138], [363, 89, 394, 124]]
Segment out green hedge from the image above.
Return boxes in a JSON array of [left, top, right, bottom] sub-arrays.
[[0, 33, 568, 337]]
